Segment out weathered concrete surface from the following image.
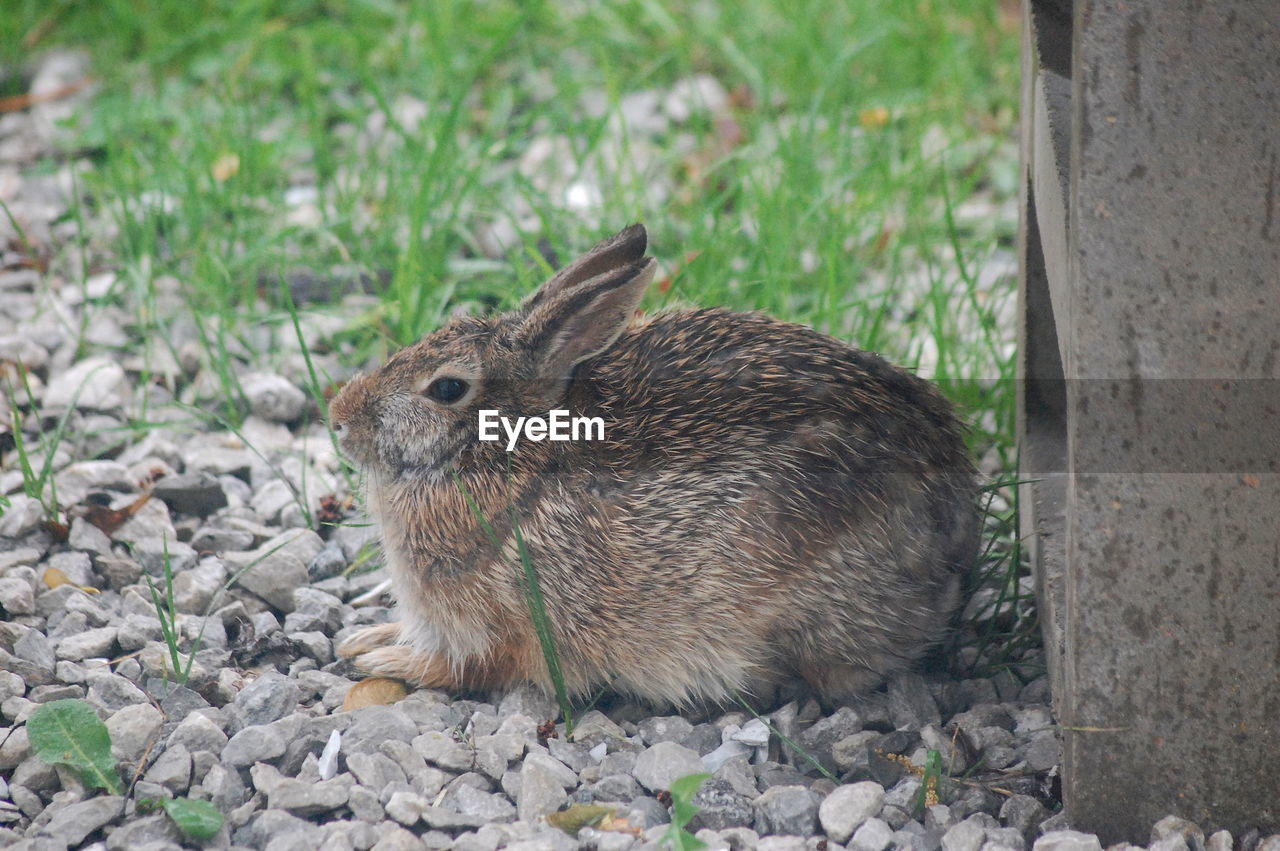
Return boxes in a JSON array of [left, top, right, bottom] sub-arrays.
[[1019, 0, 1280, 842]]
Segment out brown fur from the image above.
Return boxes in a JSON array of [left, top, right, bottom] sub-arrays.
[[330, 224, 978, 707]]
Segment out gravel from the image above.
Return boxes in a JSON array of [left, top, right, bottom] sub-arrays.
[[0, 48, 1275, 851]]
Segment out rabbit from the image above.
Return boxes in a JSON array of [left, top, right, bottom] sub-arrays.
[[330, 223, 978, 707]]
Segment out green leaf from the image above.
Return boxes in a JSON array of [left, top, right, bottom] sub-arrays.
[[27, 699, 120, 794], [163, 797, 224, 840], [664, 772, 710, 851]]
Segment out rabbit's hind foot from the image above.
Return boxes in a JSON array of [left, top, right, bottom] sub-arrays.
[[337, 622, 402, 658]]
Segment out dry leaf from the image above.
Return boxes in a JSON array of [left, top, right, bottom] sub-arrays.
[[858, 106, 890, 129], [43, 567, 71, 589], [342, 678, 409, 711], [83, 491, 152, 537], [546, 803, 616, 837], [212, 152, 240, 182]]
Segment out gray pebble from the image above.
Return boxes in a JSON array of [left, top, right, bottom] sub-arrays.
[[754, 785, 819, 837], [443, 783, 516, 822], [633, 741, 704, 792], [55, 626, 118, 662], [142, 742, 192, 793], [688, 777, 754, 831], [106, 703, 163, 764], [0, 576, 36, 616], [231, 670, 301, 730], [516, 759, 567, 822], [850, 817, 895, 851], [34, 794, 124, 846], [269, 775, 352, 815], [1031, 830, 1103, 851], [1151, 816, 1206, 851], [943, 815, 989, 851], [818, 781, 885, 843], [637, 715, 694, 745], [223, 723, 287, 767], [152, 472, 228, 516], [243, 372, 306, 423]]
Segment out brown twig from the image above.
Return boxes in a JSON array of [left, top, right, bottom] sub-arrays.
[[0, 77, 94, 114]]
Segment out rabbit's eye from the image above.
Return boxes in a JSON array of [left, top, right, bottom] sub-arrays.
[[425, 377, 469, 404]]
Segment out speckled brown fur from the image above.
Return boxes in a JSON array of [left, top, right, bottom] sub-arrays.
[[330, 224, 978, 707]]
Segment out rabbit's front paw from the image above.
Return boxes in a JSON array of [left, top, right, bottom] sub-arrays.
[[351, 645, 455, 688], [338, 622, 402, 658]]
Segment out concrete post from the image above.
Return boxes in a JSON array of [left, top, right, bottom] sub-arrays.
[[1018, 0, 1280, 842]]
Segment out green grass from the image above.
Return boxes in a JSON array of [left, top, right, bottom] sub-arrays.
[[2, 1, 1030, 672]]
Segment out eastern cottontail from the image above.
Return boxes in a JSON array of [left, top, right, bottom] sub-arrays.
[[331, 224, 978, 706]]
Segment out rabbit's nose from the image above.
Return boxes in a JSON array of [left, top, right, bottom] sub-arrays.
[[331, 421, 347, 440]]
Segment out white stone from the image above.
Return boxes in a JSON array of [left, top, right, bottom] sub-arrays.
[[818, 781, 886, 844]]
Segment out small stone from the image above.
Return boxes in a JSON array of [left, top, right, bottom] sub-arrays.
[[115, 613, 163, 651], [0, 576, 35, 615], [987, 826, 1030, 850], [308, 540, 348, 581], [926, 803, 957, 832], [106, 703, 163, 764], [13, 629, 56, 674], [1001, 795, 1049, 840], [172, 557, 227, 613], [1032, 830, 1104, 851], [791, 707, 862, 774], [44, 357, 127, 410], [226, 530, 322, 612], [103, 812, 182, 849], [638, 715, 695, 745], [1012, 706, 1054, 735], [850, 817, 895, 851], [232, 670, 301, 730], [754, 785, 818, 837], [921, 723, 969, 774], [1206, 830, 1233, 851], [518, 760, 568, 822], [633, 741, 704, 792], [269, 776, 351, 815], [243, 373, 306, 423], [223, 724, 287, 767], [414, 729, 479, 772], [347, 751, 408, 791], [819, 781, 885, 843], [55, 626, 118, 661], [142, 742, 192, 793], [681, 724, 723, 756], [0, 728, 31, 771], [1018, 732, 1060, 773], [588, 773, 644, 803], [943, 815, 989, 851], [168, 711, 228, 754], [523, 750, 577, 789], [445, 784, 517, 822], [345, 705, 418, 754], [687, 777, 754, 831], [36, 794, 124, 846], [887, 672, 941, 729], [152, 472, 228, 516], [1151, 816, 1206, 851], [714, 755, 760, 798], [131, 536, 197, 576]]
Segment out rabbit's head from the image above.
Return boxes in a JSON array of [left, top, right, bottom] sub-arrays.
[[329, 224, 655, 480]]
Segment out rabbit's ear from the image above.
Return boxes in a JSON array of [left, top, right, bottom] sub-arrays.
[[519, 257, 656, 378], [523, 224, 648, 310]]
